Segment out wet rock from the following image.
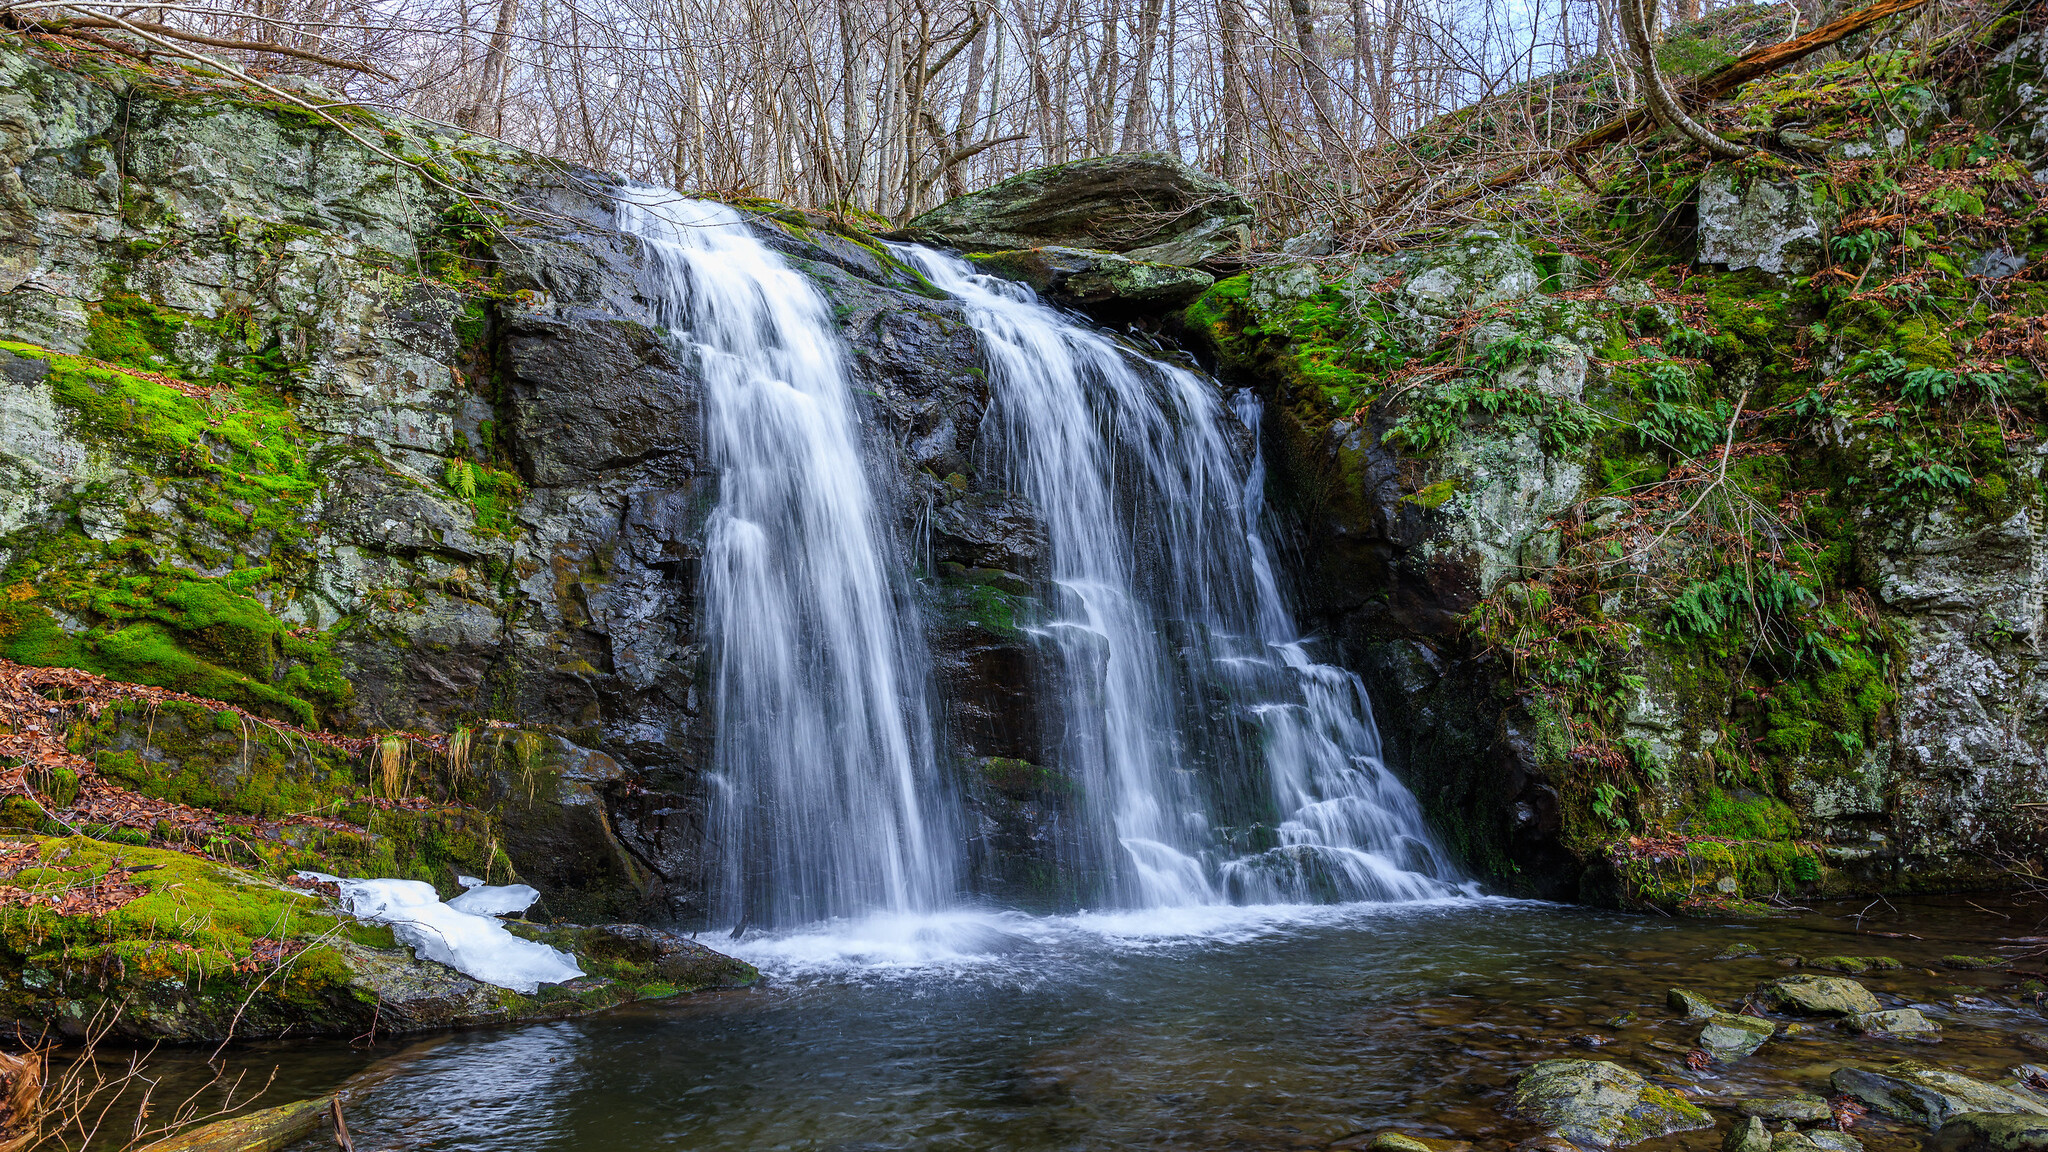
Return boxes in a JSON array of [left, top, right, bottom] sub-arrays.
[[472, 731, 654, 924], [1606, 1012, 1640, 1028], [1511, 1059, 1713, 1148], [1700, 1013, 1777, 1061], [553, 923, 757, 991], [1941, 956, 2008, 971], [1776, 1131, 1862, 1152], [905, 154, 1253, 265], [1930, 1112, 2048, 1152], [1728, 1117, 1774, 1152], [1831, 1062, 2048, 1128], [1714, 943, 1762, 961], [1841, 1008, 1940, 1036], [1735, 1096, 1834, 1122], [967, 246, 1214, 315], [1671, 988, 1721, 1019], [1759, 975, 1881, 1016]]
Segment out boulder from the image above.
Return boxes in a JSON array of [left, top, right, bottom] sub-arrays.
[[906, 154, 1253, 265], [967, 246, 1214, 314], [1512, 1060, 1713, 1148], [1776, 1132, 1863, 1152], [1831, 1063, 2048, 1128], [1736, 1095, 1834, 1122], [1940, 956, 2008, 971], [1700, 1013, 1777, 1062], [1842, 1008, 1940, 1036], [1671, 987, 1721, 1019], [1727, 1116, 1774, 1152], [1695, 166, 1836, 275], [1759, 975, 1882, 1016], [1930, 1113, 2048, 1152]]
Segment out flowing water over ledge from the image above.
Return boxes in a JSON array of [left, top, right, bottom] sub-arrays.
[[118, 896, 2048, 1152]]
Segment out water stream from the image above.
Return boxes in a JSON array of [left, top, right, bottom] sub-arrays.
[[613, 190, 957, 929], [899, 248, 1461, 909], [151, 896, 2048, 1152]]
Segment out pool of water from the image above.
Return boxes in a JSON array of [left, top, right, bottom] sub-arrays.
[[110, 895, 2048, 1151]]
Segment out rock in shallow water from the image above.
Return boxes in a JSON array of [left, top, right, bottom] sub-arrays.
[[1671, 988, 1721, 1019], [1735, 1095, 1834, 1121], [1700, 1013, 1777, 1062], [1930, 1112, 2048, 1152], [1759, 975, 1881, 1016], [1830, 1062, 2048, 1128], [1840, 1008, 1939, 1036], [1512, 1060, 1713, 1148]]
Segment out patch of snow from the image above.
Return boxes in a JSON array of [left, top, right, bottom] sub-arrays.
[[299, 873, 582, 993]]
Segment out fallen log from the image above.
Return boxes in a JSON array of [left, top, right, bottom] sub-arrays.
[[1426, 0, 1938, 209], [139, 1096, 332, 1152]]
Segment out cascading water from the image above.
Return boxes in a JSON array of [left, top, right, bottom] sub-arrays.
[[613, 188, 957, 929], [900, 247, 1464, 908]]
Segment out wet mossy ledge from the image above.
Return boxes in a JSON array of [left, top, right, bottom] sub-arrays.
[[1178, 16, 2048, 910]]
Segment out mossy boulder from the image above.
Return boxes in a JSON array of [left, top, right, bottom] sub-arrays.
[[1512, 1059, 1713, 1148], [1930, 1113, 2048, 1152], [1831, 1063, 2048, 1128], [1699, 1012, 1776, 1061], [1757, 974, 1881, 1016]]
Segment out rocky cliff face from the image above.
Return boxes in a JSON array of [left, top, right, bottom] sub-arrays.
[[0, 42, 1047, 921], [1181, 9, 2048, 907], [4, 4, 2047, 940]]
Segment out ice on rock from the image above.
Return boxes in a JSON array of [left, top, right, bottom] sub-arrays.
[[299, 873, 583, 993], [448, 882, 541, 917]]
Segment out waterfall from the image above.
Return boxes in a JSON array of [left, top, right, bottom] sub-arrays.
[[613, 189, 958, 929], [900, 247, 1463, 908]]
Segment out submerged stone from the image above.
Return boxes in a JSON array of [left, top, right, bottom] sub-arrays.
[[1512, 1060, 1713, 1148], [1806, 956, 1902, 975], [1758, 975, 1881, 1016], [1831, 1062, 2048, 1128], [1941, 956, 2009, 971], [1714, 943, 1762, 961]]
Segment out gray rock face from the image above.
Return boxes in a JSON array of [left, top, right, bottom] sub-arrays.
[[1759, 975, 1882, 1016], [1512, 1060, 1713, 1148], [1831, 1063, 2048, 1128], [1695, 167, 1836, 275], [1931, 1113, 2048, 1152], [905, 154, 1252, 264], [0, 46, 1051, 922]]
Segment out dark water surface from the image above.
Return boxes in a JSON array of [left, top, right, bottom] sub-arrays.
[[116, 895, 2048, 1151]]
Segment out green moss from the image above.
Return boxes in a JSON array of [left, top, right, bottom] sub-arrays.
[[1692, 788, 1799, 840]]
